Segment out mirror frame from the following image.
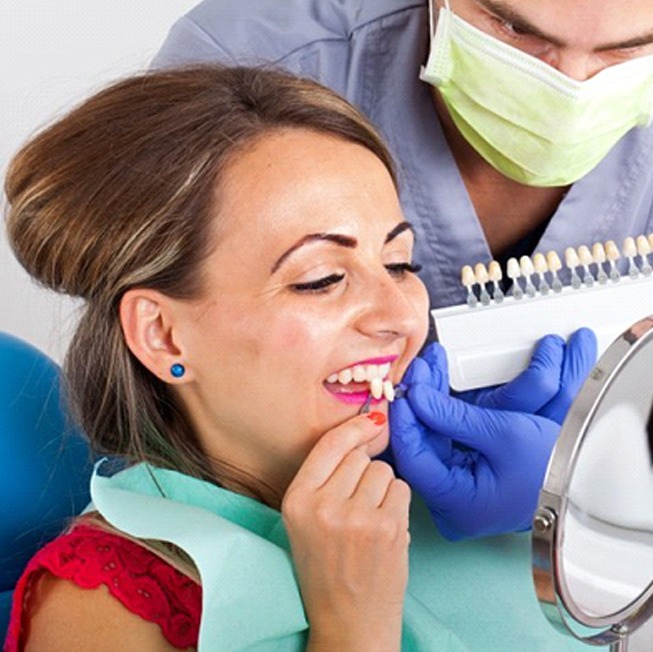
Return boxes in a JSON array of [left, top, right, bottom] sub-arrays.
[[532, 316, 653, 645]]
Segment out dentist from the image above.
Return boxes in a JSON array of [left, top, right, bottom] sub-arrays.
[[152, 0, 615, 538], [154, 0, 653, 310]]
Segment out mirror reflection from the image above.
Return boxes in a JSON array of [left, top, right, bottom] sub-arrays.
[[562, 332, 653, 619]]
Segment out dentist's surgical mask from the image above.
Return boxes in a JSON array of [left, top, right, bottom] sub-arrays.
[[420, 1, 653, 187]]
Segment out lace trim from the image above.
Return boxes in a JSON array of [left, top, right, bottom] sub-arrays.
[[4, 524, 201, 651]]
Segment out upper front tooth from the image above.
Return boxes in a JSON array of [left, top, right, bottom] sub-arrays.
[[338, 368, 353, 384], [365, 363, 390, 382], [329, 361, 392, 385], [352, 365, 367, 382]]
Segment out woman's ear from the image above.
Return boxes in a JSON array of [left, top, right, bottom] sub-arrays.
[[120, 289, 189, 384]]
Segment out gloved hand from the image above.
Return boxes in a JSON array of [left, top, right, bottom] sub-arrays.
[[390, 365, 560, 539], [453, 328, 597, 424]]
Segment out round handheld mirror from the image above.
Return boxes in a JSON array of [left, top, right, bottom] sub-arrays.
[[533, 316, 653, 651]]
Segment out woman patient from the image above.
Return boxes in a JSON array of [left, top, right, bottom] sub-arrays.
[[5, 65, 427, 651], [4, 64, 594, 652]]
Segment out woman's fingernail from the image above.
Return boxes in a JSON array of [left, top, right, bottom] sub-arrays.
[[366, 411, 387, 426]]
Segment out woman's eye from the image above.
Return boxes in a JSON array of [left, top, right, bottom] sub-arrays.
[[290, 273, 345, 293], [385, 262, 423, 279]]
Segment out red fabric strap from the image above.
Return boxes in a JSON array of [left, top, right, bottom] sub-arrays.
[[4, 524, 201, 651]]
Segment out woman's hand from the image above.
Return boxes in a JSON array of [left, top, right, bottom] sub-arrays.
[[282, 412, 410, 652]]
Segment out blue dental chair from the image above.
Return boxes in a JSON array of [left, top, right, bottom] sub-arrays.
[[0, 332, 94, 642]]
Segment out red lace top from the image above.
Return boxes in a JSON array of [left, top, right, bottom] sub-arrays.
[[4, 524, 202, 651]]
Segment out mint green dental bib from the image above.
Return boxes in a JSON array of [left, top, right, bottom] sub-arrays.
[[90, 464, 582, 651]]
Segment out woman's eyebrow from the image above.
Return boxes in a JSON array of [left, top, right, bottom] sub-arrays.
[[385, 221, 414, 243], [271, 221, 414, 274], [271, 233, 357, 273]]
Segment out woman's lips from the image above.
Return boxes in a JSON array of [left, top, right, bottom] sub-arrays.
[[324, 381, 383, 405]]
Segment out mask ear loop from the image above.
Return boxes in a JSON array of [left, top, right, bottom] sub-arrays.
[[429, 0, 451, 38]]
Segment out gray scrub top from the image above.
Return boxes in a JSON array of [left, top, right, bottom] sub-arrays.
[[153, 0, 653, 311]]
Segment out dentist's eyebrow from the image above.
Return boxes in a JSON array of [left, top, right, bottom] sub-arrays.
[[595, 29, 653, 53], [272, 233, 357, 273], [475, 0, 653, 52], [474, 0, 563, 45]]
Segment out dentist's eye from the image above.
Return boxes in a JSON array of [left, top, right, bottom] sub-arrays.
[[385, 262, 423, 279], [499, 19, 529, 37], [487, 16, 551, 57], [290, 273, 345, 293]]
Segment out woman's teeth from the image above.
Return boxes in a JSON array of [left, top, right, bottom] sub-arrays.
[[326, 362, 396, 402], [371, 377, 395, 401]]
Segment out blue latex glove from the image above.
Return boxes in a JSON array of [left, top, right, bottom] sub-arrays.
[[390, 384, 559, 540], [453, 328, 597, 424]]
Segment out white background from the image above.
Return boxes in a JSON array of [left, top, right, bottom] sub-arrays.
[[0, 0, 198, 362]]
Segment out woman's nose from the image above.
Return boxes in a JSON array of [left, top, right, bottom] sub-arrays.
[[355, 273, 424, 340]]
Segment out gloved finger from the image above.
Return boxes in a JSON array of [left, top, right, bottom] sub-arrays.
[[389, 389, 453, 461], [539, 327, 597, 424], [389, 397, 454, 497], [465, 334, 564, 412], [401, 345, 448, 394], [407, 385, 510, 456], [420, 342, 449, 393], [401, 356, 433, 387]]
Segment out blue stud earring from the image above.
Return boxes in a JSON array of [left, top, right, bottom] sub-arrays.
[[170, 363, 186, 378]]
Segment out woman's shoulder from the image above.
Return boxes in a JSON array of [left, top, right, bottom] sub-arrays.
[[6, 521, 201, 651]]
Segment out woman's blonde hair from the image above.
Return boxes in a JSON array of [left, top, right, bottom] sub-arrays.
[[5, 65, 396, 503]]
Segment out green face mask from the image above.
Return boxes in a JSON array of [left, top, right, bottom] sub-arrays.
[[420, 2, 653, 187]]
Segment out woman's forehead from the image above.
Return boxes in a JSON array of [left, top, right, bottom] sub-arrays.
[[211, 129, 401, 245]]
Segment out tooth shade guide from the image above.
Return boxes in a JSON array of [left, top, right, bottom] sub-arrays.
[[487, 260, 505, 303], [623, 237, 640, 279], [576, 245, 594, 287], [474, 263, 489, 284], [432, 271, 653, 391], [532, 253, 550, 295], [370, 377, 383, 399], [623, 237, 637, 258], [591, 242, 609, 284], [455, 235, 653, 309], [637, 235, 653, 276], [461, 264, 478, 307], [383, 381, 396, 402], [474, 263, 491, 306], [564, 247, 580, 268], [518, 256, 537, 298], [546, 251, 562, 272], [604, 240, 621, 281], [592, 243, 606, 263], [506, 257, 524, 300], [545, 251, 564, 293]]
